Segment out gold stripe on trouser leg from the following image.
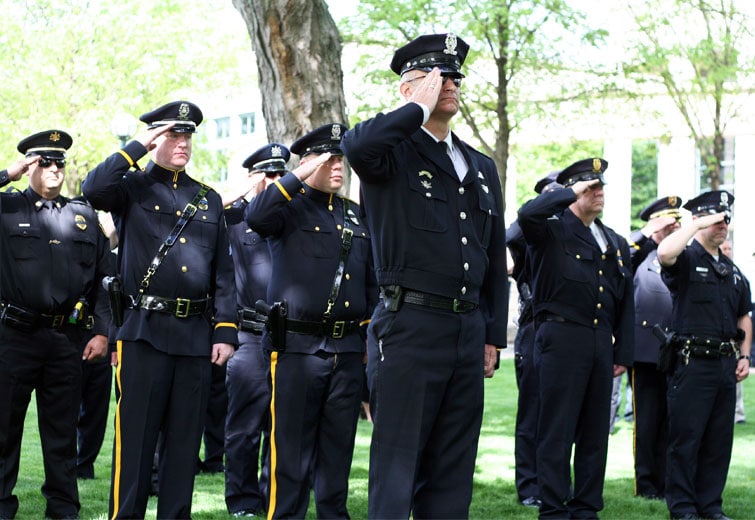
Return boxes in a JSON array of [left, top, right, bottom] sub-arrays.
[[111, 340, 124, 520], [267, 351, 279, 520]]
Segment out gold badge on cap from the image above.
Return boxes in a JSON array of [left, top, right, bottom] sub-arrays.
[[178, 103, 190, 120], [198, 197, 209, 211], [50, 131, 61, 142], [721, 192, 728, 204], [668, 195, 678, 207], [592, 158, 601, 173], [444, 33, 458, 55], [271, 145, 282, 157], [74, 214, 87, 230]]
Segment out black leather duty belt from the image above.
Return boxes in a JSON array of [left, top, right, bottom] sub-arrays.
[[0, 301, 74, 331], [286, 318, 361, 339], [402, 290, 477, 313], [131, 295, 209, 318], [680, 338, 736, 358]]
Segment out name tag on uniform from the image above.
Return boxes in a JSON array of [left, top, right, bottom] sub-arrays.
[[18, 223, 30, 227], [696, 266, 709, 273]]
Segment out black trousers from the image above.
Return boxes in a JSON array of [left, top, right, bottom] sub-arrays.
[[200, 362, 227, 471], [0, 324, 81, 519], [76, 333, 113, 479], [665, 355, 737, 518], [109, 340, 210, 520], [366, 304, 486, 519], [267, 349, 363, 520], [631, 361, 667, 498], [514, 320, 540, 501], [224, 332, 271, 514], [536, 322, 613, 519]]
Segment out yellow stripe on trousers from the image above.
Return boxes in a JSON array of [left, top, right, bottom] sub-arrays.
[[111, 340, 124, 520], [267, 351, 279, 520]]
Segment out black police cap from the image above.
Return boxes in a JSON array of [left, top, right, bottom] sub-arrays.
[[556, 158, 608, 188], [390, 33, 469, 77], [290, 123, 347, 157], [683, 190, 734, 216], [139, 101, 203, 133], [17, 129, 73, 159], [534, 171, 561, 194], [242, 143, 291, 173], [639, 195, 683, 221]]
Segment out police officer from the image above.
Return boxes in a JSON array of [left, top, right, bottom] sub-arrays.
[[508, 171, 561, 509], [341, 33, 508, 518], [657, 190, 751, 520], [0, 130, 112, 519], [245, 124, 377, 519], [518, 158, 634, 519], [82, 101, 238, 519], [627, 195, 682, 500], [223, 142, 290, 517]]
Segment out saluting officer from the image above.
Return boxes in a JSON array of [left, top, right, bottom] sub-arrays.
[[508, 171, 562, 510], [0, 131, 112, 520], [245, 124, 377, 519], [223, 143, 290, 517], [82, 101, 238, 519], [341, 33, 508, 518], [627, 195, 682, 500], [518, 158, 634, 519], [657, 190, 751, 520]]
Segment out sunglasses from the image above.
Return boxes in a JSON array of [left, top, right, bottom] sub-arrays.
[[38, 157, 66, 168], [406, 73, 463, 88]]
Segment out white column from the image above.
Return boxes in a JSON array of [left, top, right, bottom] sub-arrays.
[[602, 137, 633, 236], [657, 136, 697, 204], [733, 134, 755, 283]]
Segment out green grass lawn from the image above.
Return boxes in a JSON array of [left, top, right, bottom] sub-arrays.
[[14, 359, 755, 519]]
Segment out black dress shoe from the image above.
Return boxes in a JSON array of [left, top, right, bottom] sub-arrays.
[[703, 514, 731, 520], [521, 496, 542, 508], [232, 510, 260, 517], [670, 514, 698, 520], [639, 493, 663, 500]]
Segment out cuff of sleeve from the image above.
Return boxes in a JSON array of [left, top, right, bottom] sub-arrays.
[[212, 323, 239, 347], [0, 169, 9, 187], [275, 172, 304, 201], [118, 141, 149, 168], [413, 102, 431, 124]]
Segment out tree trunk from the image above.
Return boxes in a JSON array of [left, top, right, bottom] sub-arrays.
[[232, 0, 350, 188]]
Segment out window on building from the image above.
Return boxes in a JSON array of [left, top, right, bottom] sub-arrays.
[[240, 112, 255, 135], [215, 117, 230, 139]]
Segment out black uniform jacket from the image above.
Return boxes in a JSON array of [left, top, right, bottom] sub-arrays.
[[225, 199, 271, 310], [341, 103, 508, 347], [518, 188, 634, 366], [0, 179, 112, 335], [633, 249, 672, 364], [244, 172, 377, 354], [662, 239, 752, 339], [81, 141, 238, 355]]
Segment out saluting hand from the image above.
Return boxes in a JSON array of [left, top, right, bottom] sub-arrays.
[[211, 342, 235, 366], [693, 212, 726, 230], [407, 67, 443, 114], [135, 122, 177, 152], [292, 152, 332, 182], [571, 179, 601, 197], [6, 155, 40, 182]]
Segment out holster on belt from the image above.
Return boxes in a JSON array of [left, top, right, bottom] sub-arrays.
[[652, 324, 679, 373], [102, 276, 125, 327], [255, 299, 287, 351], [0, 303, 38, 332], [380, 285, 403, 312]]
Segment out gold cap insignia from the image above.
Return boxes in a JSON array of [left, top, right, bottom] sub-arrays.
[[668, 195, 678, 207], [721, 192, 728, 204], [74, 214, 87, 230], [331, 124, 342, 140], [444, 33, 458, 55], [592, 158, 601, 173], [50, 131, 61, 142], [178, 103, 190, 120], [271, 145, 282, 157]]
